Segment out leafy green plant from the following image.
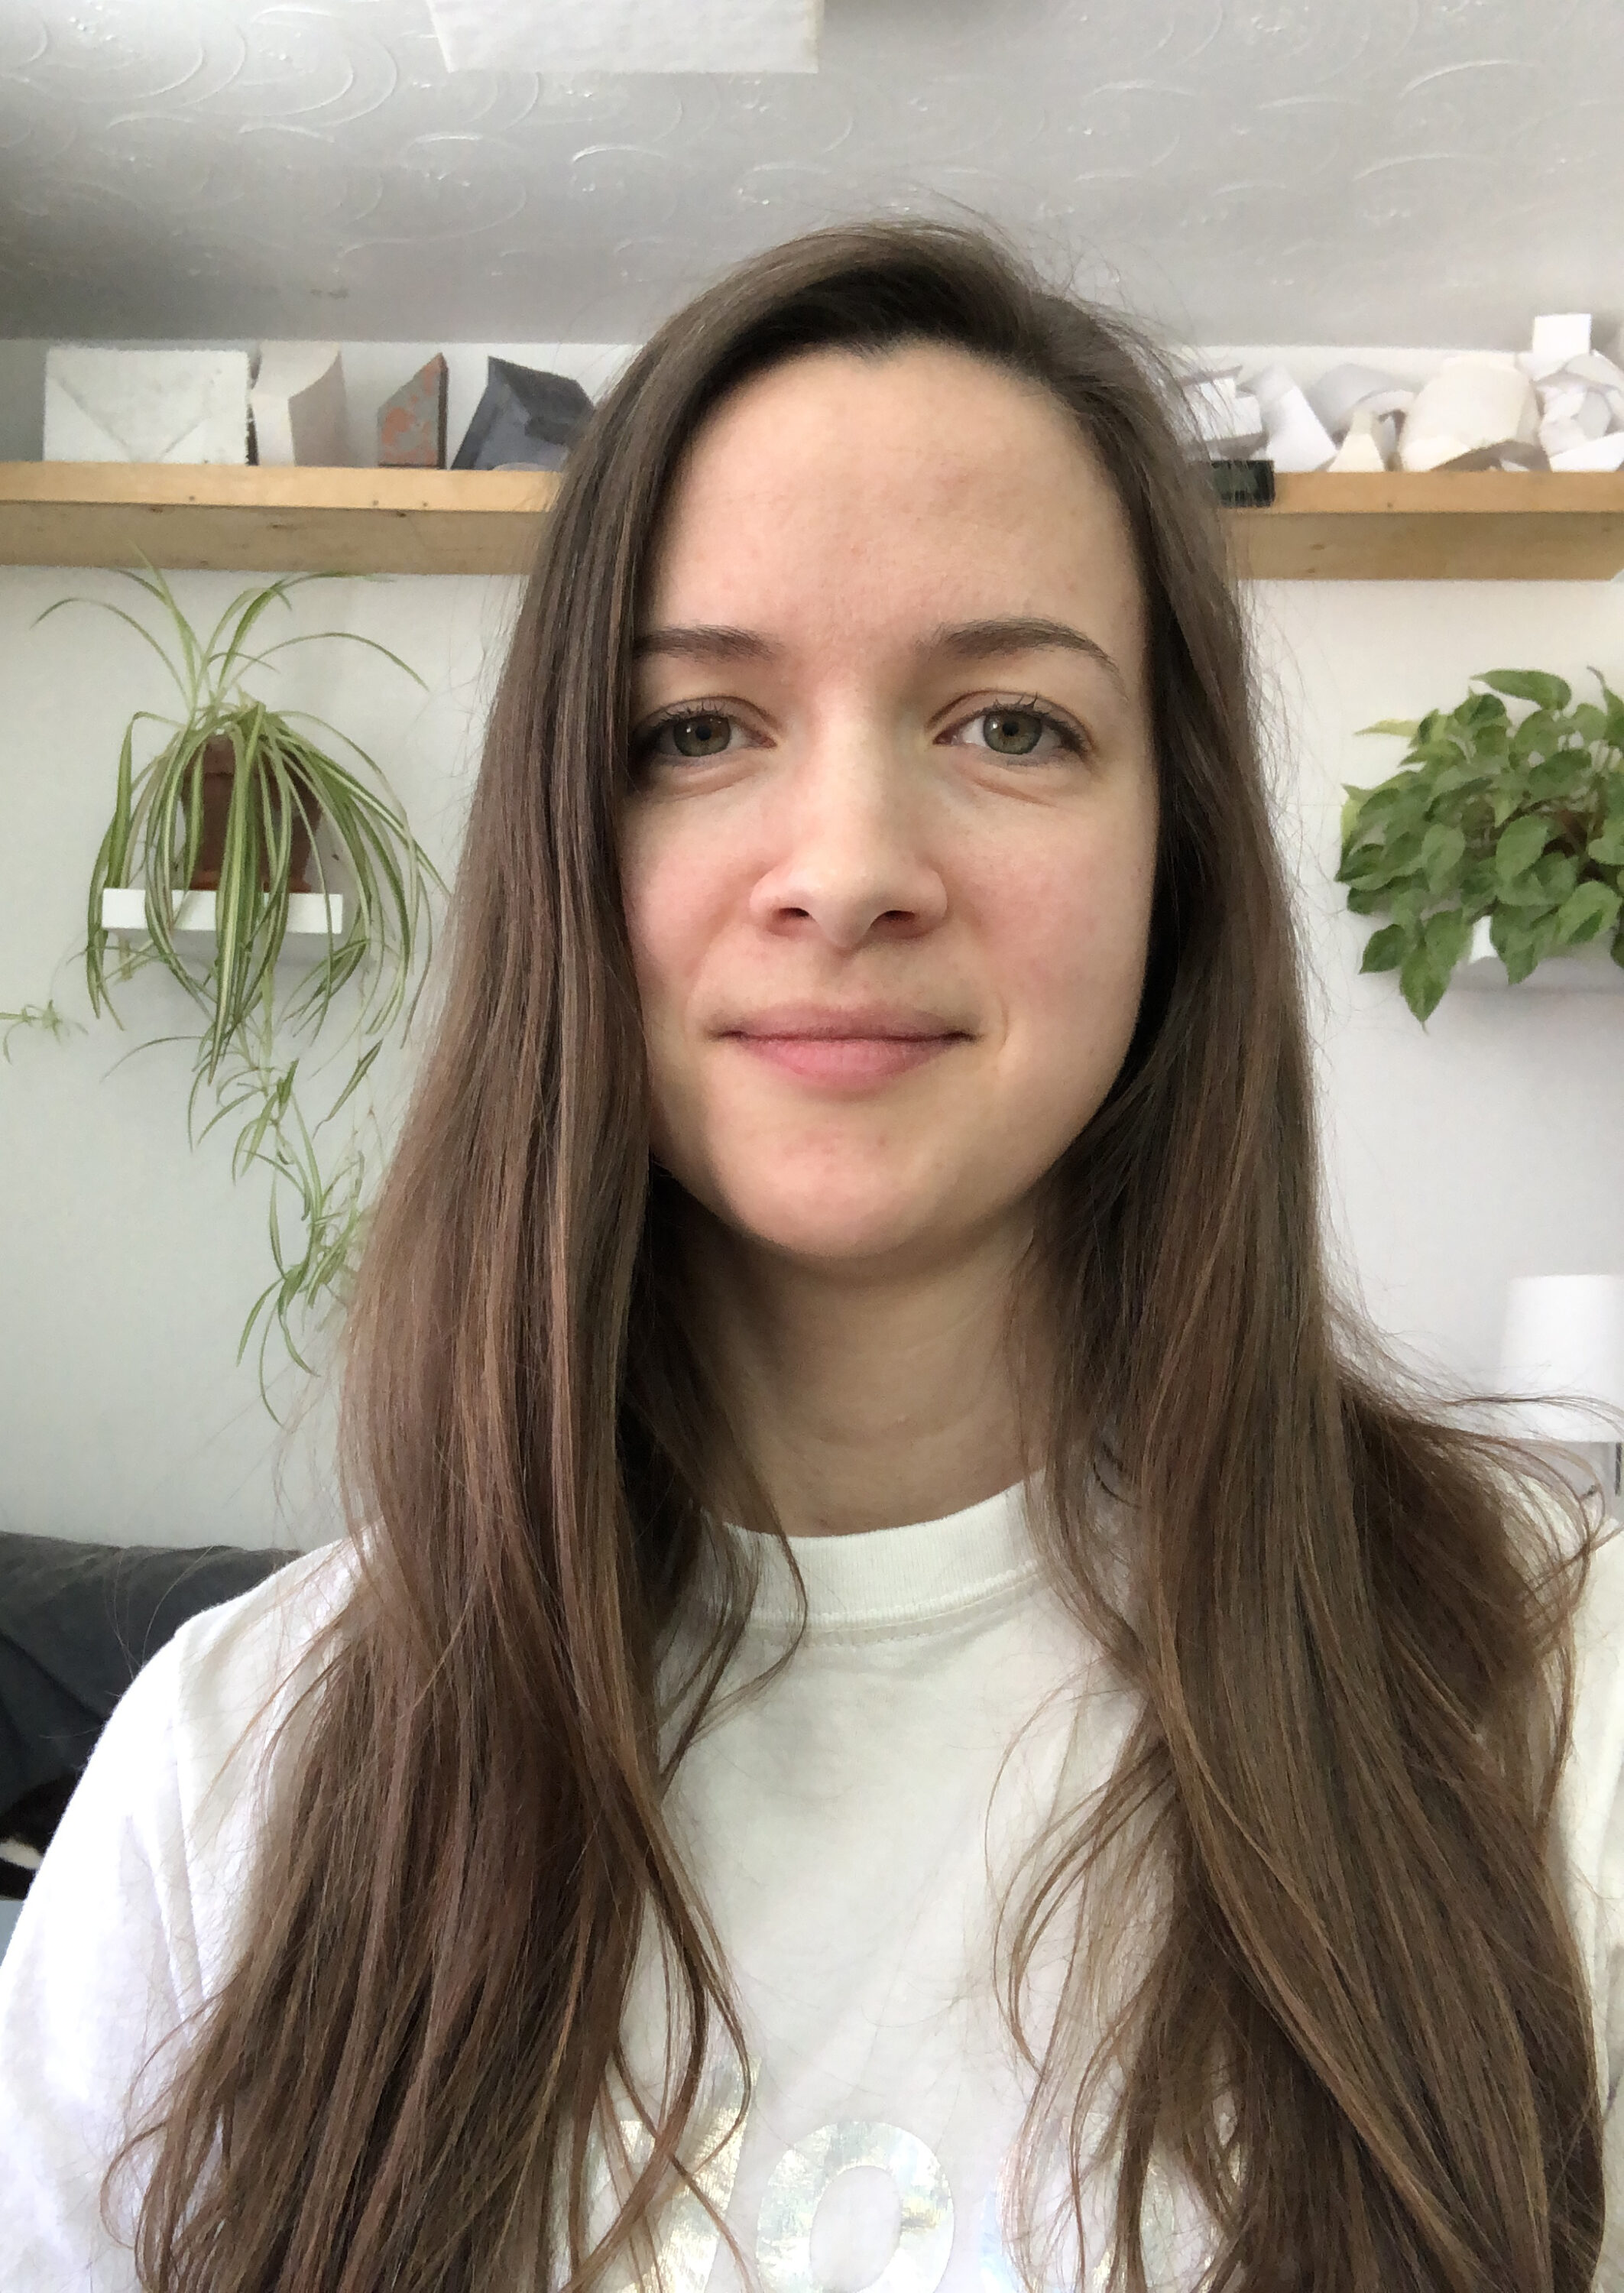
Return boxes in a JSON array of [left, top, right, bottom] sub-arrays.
[[1338, 668, 1624, 1020], [39, 566, 443, 1405]]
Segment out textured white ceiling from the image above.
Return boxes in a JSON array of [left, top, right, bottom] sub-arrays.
[[0, 0, 1616, 348]]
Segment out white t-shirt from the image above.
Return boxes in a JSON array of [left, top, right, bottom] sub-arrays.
[[2, 1482, 1622, 2291]]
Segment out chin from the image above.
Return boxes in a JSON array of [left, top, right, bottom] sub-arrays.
[[708, 1163, 964, 1270]]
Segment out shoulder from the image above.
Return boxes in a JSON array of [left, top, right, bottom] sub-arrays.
[[0, 1536, 366, 2270], [81, 1535, 364, 1991], [150, 1532, 361, 1748], [146, 1536, 361, 1848]]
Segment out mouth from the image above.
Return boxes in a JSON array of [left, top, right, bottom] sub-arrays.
[[719, 1004, 971, 1090]]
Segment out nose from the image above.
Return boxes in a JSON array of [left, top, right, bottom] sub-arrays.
[[747, 719, 948, 951]]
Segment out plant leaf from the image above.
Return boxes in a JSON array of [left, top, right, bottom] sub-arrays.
[[1360, 923, 1409, 973], [1420, 822, 1467, 895], [1479, 668, 1574, 712], [1400, 940, 1448, 1022], [1496, 815, 1553, 883], [1554, 879, 1622, 945]]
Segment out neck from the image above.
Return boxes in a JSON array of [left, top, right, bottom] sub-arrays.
[[691, 1211, 1039, 1538]]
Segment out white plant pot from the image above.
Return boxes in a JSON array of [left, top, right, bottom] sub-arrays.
[[1456, 913, 1624, 991], [101, 887, 344, 951]]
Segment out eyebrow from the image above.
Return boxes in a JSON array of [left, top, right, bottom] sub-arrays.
[[631, 615, 1127, 696]]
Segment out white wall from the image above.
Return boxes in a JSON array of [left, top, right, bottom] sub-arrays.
[[4, 550, 1623, 1548]]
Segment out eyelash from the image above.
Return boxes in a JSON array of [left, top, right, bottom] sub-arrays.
[[631, 696, 1091, 762], [954, 694, 1090, 761]]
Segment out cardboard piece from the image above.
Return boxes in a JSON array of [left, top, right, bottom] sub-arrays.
[[427, 0, 818, 73], [251, 343, 347, 467], [1248, 362, 1336, 472], [378, 354, 449, 469], [1396, 355, 1538, 473], [44, 346, 250, 464], [451, 358, 594, 473]]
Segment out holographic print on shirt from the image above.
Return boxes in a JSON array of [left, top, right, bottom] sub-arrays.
[[757, 2121, 954, 2293], [592, 2095, 1204, 2293]]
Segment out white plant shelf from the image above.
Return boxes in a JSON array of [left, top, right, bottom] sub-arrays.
[[101, 887, 345, 944], [1457, 913, 1624, 991]]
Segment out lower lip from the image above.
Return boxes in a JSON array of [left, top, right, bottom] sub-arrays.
[[728, 1033, 962, 1087]]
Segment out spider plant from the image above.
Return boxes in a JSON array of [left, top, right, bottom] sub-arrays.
[[41, 566, 443, 1407], [47, 566, 438, 1078]]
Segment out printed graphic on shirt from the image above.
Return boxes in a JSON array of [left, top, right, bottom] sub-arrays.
[[601, 2083, 1205, 2293]]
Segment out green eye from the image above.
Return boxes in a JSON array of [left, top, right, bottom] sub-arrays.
[[668, 712, 733, 757], [981, 709, 1046, 755]]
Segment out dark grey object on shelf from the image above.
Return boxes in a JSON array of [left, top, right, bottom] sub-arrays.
[[450, 357, 594, 472], [1208, 458, 1276, 507]]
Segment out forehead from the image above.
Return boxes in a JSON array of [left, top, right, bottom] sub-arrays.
[[643, 342, 1146, 674]]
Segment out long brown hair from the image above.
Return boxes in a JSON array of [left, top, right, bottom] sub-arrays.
[[116, 222, 1606, 2291]]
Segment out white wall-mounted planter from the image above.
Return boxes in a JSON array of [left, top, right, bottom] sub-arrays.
[[101, 887, 345, 948], [1457, 913, 1624, 991]]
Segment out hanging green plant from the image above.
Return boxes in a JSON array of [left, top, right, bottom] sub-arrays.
[[1337, 667, 1624, 1021], [37, 565, 444, 1406]]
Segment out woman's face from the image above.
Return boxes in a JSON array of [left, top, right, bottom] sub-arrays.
[[620, 341, 1160, 1274]]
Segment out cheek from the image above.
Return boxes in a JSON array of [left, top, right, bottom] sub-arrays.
[[621, 812, 712, 1014], [618, 814, 734, 1156], [981, 820, 1156, 1117]]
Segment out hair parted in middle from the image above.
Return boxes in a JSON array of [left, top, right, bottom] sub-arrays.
[[119, 219, 1604, 2293]]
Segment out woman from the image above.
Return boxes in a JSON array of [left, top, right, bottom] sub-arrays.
[[1, 222, 1619, 2293]]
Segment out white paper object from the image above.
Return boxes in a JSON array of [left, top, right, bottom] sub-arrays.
[[251, 343, 347, 467], [428, 0, 819, 71], [1327, 407, 1395, 472], [1248, 362, 1335, 472], [1548, 432, 1624, 471], [1499, 1275, 1624, 1443], [1308, 362, 1415, 441], [1396, 355, 1538, 473], [1531, 313, 1592, 365], [1537, 380, 1609, 432], [1538, 355, 1624, 431], [1539, 388, 1613, 457], [1182, 374, 1266, 458], [1567, 350, 1624, 392], [44, 346, 250, 464]]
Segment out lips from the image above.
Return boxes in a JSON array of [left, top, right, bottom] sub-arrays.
[[719, 1003, 969, 1090]]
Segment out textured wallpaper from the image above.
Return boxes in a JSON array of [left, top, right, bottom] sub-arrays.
[[0, 0, 1616, 345]]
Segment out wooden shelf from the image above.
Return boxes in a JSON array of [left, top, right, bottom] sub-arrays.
[[4, 464, 1624, 579], [0, 463, 559, 576], [1229, 471, 1624, 580]]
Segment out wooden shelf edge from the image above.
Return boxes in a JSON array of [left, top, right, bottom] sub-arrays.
[[5, 464, 1624, 579], [0, 462, 559, 574]]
